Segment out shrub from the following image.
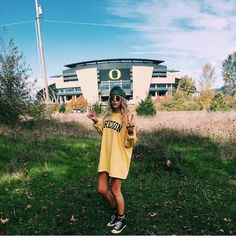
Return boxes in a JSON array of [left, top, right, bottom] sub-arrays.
[[136, 96, 156, 116], [156, 99, 178, 111], [224, 95, 235, 110], [92, 101, 105, 115], [198, 89, 215, 110], [173, 90, 186, 102], [209, 93, 232, 111], [59, 103, 66, 113], [156, 94, 202, 111], [25, 102, 47, 120], [47, 103, 60, 114], [182, 100, 202, 111]]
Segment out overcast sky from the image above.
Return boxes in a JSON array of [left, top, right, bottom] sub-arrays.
[[1, 0, 236, 89]]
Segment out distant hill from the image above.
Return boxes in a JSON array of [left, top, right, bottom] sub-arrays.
[[215, 87, 225, 93], [215, 86, 233, 94]]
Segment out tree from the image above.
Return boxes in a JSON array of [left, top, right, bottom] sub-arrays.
[[65, 95, 88, 113], [0, 38, 34, 124], [177, 75, 196, 99], [199, 63, 216, 91], [222, 51, 236, 95]]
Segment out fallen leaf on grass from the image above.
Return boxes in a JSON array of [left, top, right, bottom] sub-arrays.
[[70, 215, 77, 223], [41, 206, 48, 212], [0, 218, 9, 224], [147, 212, 158, 217], [24, 204, 32, 210], [26, 193, 34, 200], [12, 208, 16, 217]]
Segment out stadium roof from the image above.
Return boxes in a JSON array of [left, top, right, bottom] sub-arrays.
[[65, 58, 164, 68]]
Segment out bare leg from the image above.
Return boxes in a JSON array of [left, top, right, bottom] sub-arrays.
[[97, 172, 116, 209], [111, 178, 124, 216]]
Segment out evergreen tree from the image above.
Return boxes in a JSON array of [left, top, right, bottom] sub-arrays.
[[209, 93, 231, 112], [136, 96, 156, 116]]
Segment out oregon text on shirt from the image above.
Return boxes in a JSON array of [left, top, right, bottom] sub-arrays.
[[104, 120, 122, 132]]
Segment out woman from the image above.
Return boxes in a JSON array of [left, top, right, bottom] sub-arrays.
[[87, 86, 137, 234]]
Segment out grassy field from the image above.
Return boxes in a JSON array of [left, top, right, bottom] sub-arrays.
[[0, 116, 236, 235]]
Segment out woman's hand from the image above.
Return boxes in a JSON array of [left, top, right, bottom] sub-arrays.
[[87, 108, 98, 123], [126, 114, 135, 135]]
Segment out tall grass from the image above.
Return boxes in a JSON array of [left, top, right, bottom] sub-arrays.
[[0, 119, 235, 235], [135, 111, 236, 140], [52, 111, 236, 139]]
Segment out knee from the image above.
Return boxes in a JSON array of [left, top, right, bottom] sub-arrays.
[[111, 186, 121, 198], [97, 185, 108, 196]]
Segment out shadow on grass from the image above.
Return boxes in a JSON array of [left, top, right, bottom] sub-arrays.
[[0, 121, 236, 235], [0, 131, 110, 235], [133, 128, 236, 177]]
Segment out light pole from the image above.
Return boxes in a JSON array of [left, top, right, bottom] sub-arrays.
[[35, 0, 49, 103]]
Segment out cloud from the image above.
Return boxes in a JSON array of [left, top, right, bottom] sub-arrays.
[[107, 0, 236, 85]]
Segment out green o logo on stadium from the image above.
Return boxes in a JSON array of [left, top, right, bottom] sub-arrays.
[[109, 69, 121, 80]]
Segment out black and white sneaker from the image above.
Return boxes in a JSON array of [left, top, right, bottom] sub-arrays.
[[111, 219, 126, 234], [107, 214, 117, 227]]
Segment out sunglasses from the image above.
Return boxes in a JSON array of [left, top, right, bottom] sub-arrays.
[[110, 95, 121, 102]]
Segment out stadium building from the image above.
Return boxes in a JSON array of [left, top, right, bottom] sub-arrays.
[[43, 58, 180, 103]]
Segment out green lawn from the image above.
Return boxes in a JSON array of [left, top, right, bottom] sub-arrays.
[[0, 121, 235, 235]]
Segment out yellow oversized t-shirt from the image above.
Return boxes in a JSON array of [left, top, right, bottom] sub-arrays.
[[94, 112, 137, 179]]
